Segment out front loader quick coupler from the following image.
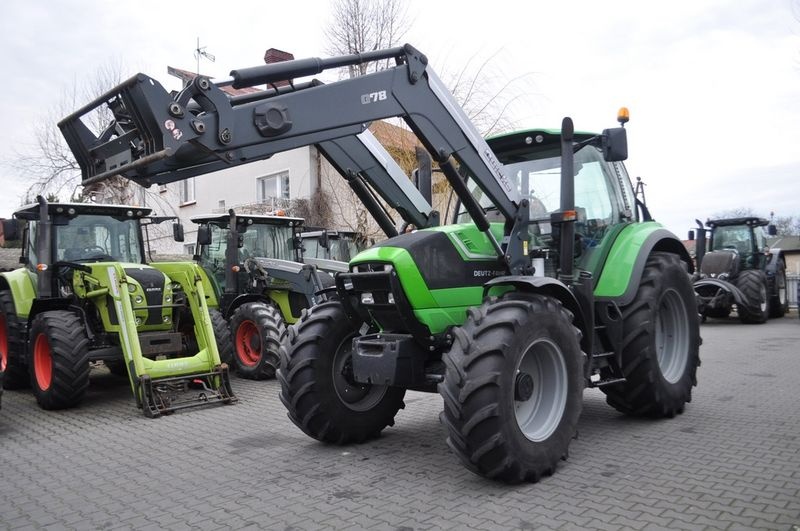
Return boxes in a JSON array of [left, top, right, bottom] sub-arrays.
[[140, 364, 237, 418]]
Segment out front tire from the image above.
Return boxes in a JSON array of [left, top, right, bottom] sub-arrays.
[[230, 302, 284, 380], [439, 293, 584, 483], [736, 270, 769, 324], [602, 252, 700, 417], [29, 311, 91, 410], [278, 301, 406, 444], [0, 290, 28, 389]]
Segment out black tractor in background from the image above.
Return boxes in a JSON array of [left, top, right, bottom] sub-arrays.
[[690, 217, 788, 323]]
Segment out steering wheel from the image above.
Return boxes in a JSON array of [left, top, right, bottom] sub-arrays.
[[82, 246, 114, 261]]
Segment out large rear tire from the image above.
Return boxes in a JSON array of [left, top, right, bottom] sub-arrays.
[[209, 308, 234, 367], [439, 293, 584, 483], [602, 252, 700, 418], [0, 290, 28, 389], [230, 302, 284, 380], [29, 311, 91, 410], [736, 270, 769, 324], [278, 301, 406, 444], [768, 260, 788, 318]]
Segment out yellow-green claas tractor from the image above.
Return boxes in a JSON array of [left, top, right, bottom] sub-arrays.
[[0, 197, 236, 417]]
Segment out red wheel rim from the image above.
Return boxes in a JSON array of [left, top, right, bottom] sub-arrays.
[[235, 320, 261, 367], [0, 314, 8, 372], [33, 334, 53, 390]]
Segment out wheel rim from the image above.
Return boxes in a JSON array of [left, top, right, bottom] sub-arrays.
[[514, 338, 568, 442], [33, 333, 53, 391], [0, 314, 7, 372], [655, 288, 690, 383], [758, 283, 767, 313], [235, 320, 261, 367], [331, 335, 387, 412]]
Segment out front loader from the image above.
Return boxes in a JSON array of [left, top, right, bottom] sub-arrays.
[[0, 199, 236, 417], [59, 44, 700, 482]]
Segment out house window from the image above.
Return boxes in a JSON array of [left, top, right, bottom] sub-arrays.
[[184, 243, 196, 255], [158, 184, 167, 193], [256, 171, 290, 203], [179, 178, 195, 205]]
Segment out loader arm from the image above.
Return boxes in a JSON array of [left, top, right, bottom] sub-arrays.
[[317, 130, 439, 236], [59, 44, 527, 273]]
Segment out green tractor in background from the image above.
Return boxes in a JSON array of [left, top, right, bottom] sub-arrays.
[[0, 198, 236, 417], [192, 210, 333, 380]]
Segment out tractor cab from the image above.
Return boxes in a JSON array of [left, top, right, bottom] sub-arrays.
[[704, 217, 771, 274], [456, 122, 639, 282], [191, 212, 304, 293]]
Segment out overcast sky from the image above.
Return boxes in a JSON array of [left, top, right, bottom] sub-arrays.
[[1, 0, 798, 237]]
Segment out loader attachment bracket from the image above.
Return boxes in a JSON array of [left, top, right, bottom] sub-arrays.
[[139, 364, 237, 418]]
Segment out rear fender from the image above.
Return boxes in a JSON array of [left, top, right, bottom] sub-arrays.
[[484, 276, 589, 354], [594, 225, 693, 306]]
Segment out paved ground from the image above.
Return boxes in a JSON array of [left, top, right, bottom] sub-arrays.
[[2, 314, 799, 530]]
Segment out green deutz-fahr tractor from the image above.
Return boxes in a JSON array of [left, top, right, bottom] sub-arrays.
[[192, 210, 331, 379], [690, 217, 788, 323], [59, 44, 700, 482], [0, 198, 236, 417]]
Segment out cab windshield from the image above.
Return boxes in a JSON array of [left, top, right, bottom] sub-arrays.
[[55, 215, 142, 263], [460, 146, 627, 242], [457, 144, 633, 274]]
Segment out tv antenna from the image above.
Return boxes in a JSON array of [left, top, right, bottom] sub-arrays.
[[194, 37, 216, 74]]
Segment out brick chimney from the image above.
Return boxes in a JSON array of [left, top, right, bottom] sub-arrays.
[[264, 48, 294, 87]]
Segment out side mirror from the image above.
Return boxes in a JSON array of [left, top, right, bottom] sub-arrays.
[[601, 127, 628, 162], [688, 230, 695, 241], [172, 222, 185, 242], [319, 231, 330, 249], [197, 225, 212, 246], [767, 224, 777, 236], [1, 219, 20, 241]]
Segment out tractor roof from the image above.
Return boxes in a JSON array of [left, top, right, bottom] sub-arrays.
[[13, 201, 152, 221], [191, 213, 304, 227], [301, 229, 358, 239], [706, 217, 769, 228], [486, 129, 597, 163]]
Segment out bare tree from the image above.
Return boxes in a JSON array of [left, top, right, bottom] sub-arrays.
[[325, 0, 411, 77], [711, 207, 759, 219]]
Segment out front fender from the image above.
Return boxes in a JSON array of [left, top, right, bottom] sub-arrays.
[[484, 275, 589, 354], [693, 277, 747, 307], [594, 223, 692, 306], [0, 268, 37, 318]]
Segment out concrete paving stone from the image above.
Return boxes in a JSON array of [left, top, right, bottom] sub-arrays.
[[2, 318, 799, 530]]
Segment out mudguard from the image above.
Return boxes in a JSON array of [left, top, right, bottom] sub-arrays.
[[693, 277, 747, 308], [594, 224, 692, 306]]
